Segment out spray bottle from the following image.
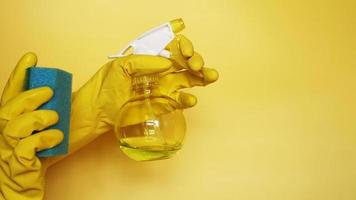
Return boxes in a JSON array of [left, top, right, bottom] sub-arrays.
[[109, 19, 187, 161]]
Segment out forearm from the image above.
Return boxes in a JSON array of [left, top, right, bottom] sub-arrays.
[[43, 76, 110, 167]]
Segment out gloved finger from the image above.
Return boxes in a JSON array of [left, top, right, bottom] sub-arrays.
[[0, 87, 53, 121], [14, 129, 63, 162], [170, 91, 198, 108], [178, 35, 194, 58], [1, 52, 37, 106], [161, 67, 219, 91], [188, 52, 204, 72], [3, 110, 59, 148], [113, 55, 172, 76]]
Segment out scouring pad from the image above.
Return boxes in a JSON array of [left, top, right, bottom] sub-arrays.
[[27, 67, 72, 157]]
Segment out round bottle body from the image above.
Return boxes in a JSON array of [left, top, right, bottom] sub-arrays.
[[115, 93, 186, 161]]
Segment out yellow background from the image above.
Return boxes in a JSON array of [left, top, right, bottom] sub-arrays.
[[1, 0, 356, 199]]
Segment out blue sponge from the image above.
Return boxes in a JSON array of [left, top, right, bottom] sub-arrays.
[[27, 67, 72, 157]]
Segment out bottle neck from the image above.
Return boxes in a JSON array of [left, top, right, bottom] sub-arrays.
[[131, 75, 160, 96]]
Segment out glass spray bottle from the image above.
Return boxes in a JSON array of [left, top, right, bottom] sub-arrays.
[[115, 74, 186, 161], [109, 19, 187, 161]]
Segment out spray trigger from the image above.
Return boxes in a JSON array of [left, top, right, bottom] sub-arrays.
[[109, 18, 185, 59]]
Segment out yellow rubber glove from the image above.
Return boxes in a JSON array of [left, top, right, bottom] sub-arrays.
[[0, 35, 218, 199], [51, 34, 219, 161], [0, 53, 64, 200]]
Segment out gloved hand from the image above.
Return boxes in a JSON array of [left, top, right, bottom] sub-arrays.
[[57, 35, 219, 158], [0, 35, 218, 199], [0, 53, 64, 200]]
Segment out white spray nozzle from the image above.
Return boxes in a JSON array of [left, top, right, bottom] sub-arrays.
[[109, 18, 185, 59]]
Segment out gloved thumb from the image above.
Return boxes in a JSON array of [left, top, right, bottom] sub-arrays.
[[112, 55, 172, 76], [1, 52, 37, 106]]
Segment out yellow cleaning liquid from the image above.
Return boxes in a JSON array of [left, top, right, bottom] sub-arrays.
[[119, 110, 186, 161]]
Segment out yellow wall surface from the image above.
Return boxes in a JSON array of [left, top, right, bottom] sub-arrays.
[[1, 0, 356, 199]]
